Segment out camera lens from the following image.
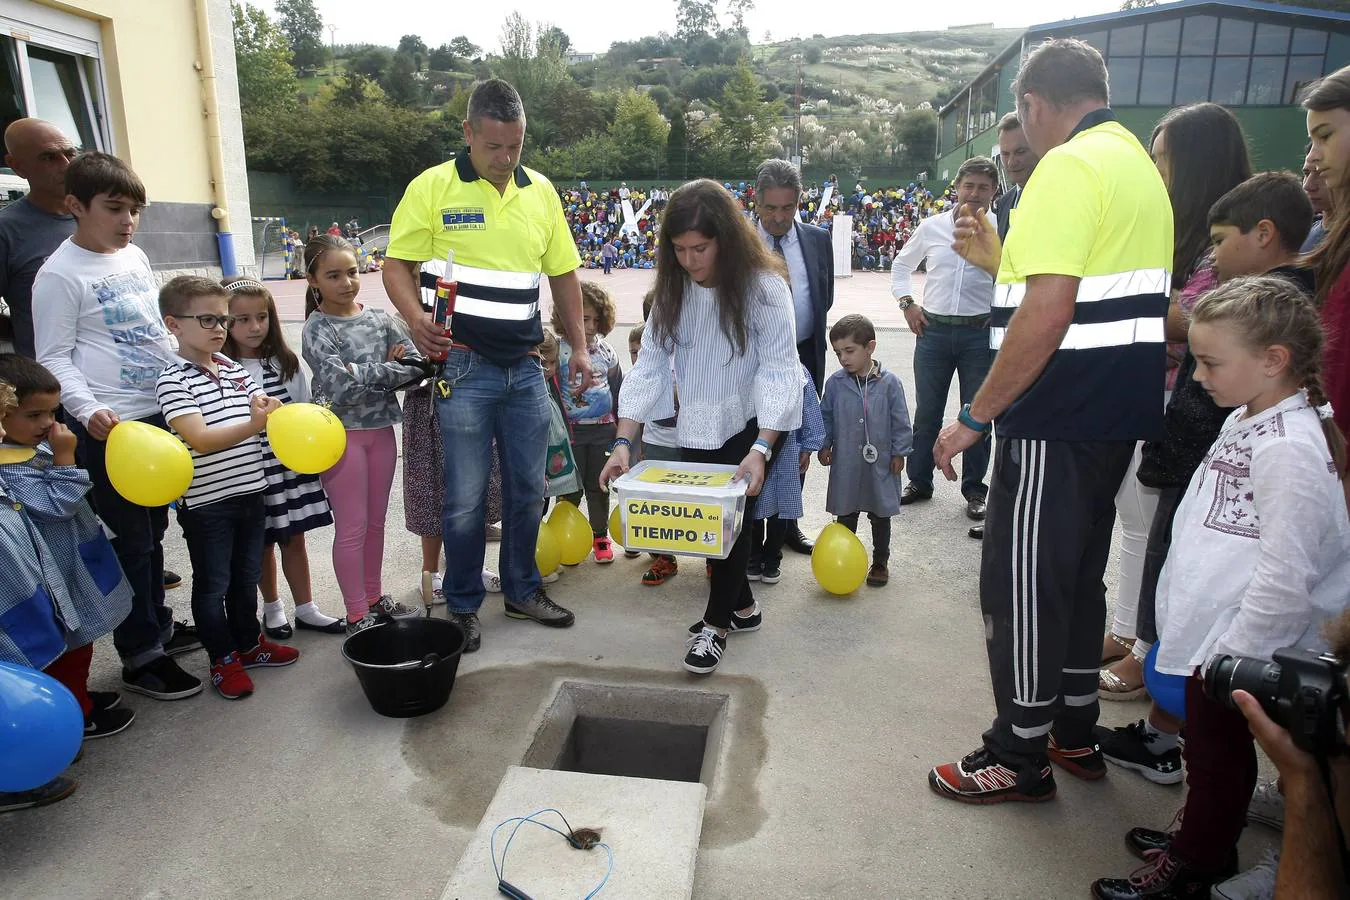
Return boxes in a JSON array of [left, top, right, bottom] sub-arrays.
[[1203, 653, 1283, 710]]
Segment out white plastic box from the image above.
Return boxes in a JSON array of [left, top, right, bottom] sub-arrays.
[[610, 461, 747, 560]]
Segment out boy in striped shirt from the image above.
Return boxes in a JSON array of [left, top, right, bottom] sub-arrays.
[[154, 276, 298, 700]]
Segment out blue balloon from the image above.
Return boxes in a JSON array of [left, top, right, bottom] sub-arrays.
[[1142, 642, 1187, 720], [0, 661, 82, 792]]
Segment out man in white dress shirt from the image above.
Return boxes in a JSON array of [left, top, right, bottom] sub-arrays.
[[892, 157, 999, 521], [752, 158, 834, 566]]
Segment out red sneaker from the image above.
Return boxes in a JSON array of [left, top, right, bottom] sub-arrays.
[[928, 747, 1056, 805], [240, 638, 300, 669], [210, 654, 254, 700], [593, 536, 615, 564]]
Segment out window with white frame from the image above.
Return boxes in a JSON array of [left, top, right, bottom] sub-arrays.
[[0, 0, 109, 165]]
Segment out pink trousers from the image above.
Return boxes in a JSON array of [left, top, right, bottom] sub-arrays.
[[320, 427, 397, 621]]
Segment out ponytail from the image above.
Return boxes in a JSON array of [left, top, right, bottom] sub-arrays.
[[1304, 369, 1348, 480]]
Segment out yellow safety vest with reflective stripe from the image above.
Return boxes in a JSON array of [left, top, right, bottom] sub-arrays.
[[992, 109, 1173, 442], [387, 150, 581, 364]]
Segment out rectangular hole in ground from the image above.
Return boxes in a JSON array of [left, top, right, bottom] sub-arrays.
[[559, 715, 709, 783], [522, 682, 729, 790]]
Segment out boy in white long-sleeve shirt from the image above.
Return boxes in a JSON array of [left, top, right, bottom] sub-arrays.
[[32, 152, 203, 701]]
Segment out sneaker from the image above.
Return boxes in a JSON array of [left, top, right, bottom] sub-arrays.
[[121, 655, 203, 701], [240, 638, 300, 669], [505, 589, 575, 627], [432, 572, 444, 601], [928, 746, 1056, 804], [683, 626, 727, 675], [900, 484, 933, 505], [481, 569, 503, 594], [541, 569, 561, 584], [866, 563, 889, 586], [163, 569, 183, 590], [369, 594, 420, 620], [1247, 779, 1284, 831], [89, 690, 121, 713], [0, 776, 77, 814], [1212, 850, 1279, 900], [449, 611, 482, 653], [84, 706, 136, 740], [345, 614, 383, 637], [1093, 720, 1184, 785], [163, 621, 203, 656], [210, 653, 254, 700], [760, 560, 781, 584], [593, 536, 615, 564], [1047, 734, 1107, 781], [746, 557, 762, 581], [642, 556, 679, 586], [1090, 851, 1224, 900], [421, 571, 444, 607], [687, 602, 762, 636]]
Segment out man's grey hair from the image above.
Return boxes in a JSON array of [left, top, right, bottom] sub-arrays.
[[1012, 39, 1109, 110], [756, 158, 803, 199], [467, 79, 525, 124]]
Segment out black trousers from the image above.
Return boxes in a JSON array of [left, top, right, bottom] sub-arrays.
[[837, 512, 891, 566], [1135, 485, 1184, 646], [980, 437, 1134, 770], [749, 517, 790, 567], [682, 421, 782, 629]]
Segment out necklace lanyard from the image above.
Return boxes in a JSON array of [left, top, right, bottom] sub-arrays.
[[852, 362, 879, 463]]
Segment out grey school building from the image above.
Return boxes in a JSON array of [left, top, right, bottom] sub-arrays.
[[934, 0, 1350, 181]]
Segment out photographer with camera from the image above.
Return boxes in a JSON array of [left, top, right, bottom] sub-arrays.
[[1090, 277, 1350, 900], [1230, 613, 1350, 900]]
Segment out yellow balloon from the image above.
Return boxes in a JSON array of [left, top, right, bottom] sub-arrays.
[[555, 510, 594, 566], [106, 421, 193, 507], [608, 505, 624, 546], [267, 403, 347, 474], [811, 523, 868, 595], [548, 499, 581, 530], [535, 520, 562, 576]]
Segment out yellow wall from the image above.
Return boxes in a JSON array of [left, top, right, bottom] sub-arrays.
[[39, 0, 213, 204]]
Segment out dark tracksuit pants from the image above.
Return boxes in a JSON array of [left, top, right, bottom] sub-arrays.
[[980, 437, 1135, 771]]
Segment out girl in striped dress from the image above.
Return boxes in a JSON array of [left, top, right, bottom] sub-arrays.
[[223, 278, 344, 637]]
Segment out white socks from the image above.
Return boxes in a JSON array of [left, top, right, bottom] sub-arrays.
[[295, 602, 340, 627], [1144, 720, 1179, 755], [263, 599, 288, 629]]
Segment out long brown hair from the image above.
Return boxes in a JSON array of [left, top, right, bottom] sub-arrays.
[[221, 278, 300, 383], [1191, 274, 1347, 478], [1151, 103, 1252, 288], [303, 234, 357, 318], [649, 178, 786, 355], [1303, 66, 1350, 307]]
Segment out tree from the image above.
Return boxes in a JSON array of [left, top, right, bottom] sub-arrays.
[[397, 34, 427, 69], [231, 2, 297, 111], [539, 25, 572, 55], [674, 0, 718, 41], [449, 36, 481, 59], [348, 46, 392, 81], [713, 59, 779, 174], [610, 90, 669, 176], [273, 0, 325, 73], [894, 107, 937, 171], [666, 106, 689, 178], [384, 52, 425, 107], [725, 0, 753, 36], [428, 44, 455, 71], [804, 43, 822, 64]]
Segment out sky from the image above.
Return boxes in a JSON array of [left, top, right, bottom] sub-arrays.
[[286, 0, 1130, 55]]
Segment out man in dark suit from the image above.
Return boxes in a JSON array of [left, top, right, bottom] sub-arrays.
[[969, 113, 1040, 542], [750, 158, 834, 573]]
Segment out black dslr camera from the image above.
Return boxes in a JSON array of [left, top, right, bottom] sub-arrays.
[[1204, 647, 1349, 757]]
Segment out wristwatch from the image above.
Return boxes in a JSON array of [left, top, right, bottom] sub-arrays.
[[958, 403, 992, 434], [898, 297, 914, 310], [750, 439, 773, 463]]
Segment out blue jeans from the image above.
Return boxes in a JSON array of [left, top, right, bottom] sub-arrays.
[[69, 412, 173, 669], [437, 349, 550, 612], [908, 320, 994, 499], [177, 492, 265, 661]]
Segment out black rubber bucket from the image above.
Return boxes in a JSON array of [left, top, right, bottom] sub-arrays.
[[341, 617, 466, 718]]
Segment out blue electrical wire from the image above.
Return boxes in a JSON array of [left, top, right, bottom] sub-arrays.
[[490, 808, 614, 899]]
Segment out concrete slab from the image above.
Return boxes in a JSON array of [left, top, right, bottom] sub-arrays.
[[440, 766, 705, 900]]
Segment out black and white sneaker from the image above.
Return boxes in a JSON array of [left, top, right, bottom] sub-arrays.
[[84, 706, 136, 740], [121, 655, 203, 701], [1093, 720, 1184, 785], [163, 621, 203, 657], [687, 602, 762, 636], [760, 561, 781, 584], [88, 690, 121, 713], [683, 627, 726, 675], [746, 558, 763, 581], [345, 614, 384, 637], [369, 595, 420, 620], [450, 612, 482, 653]]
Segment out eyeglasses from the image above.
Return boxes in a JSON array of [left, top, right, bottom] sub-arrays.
[[182, 314, 239, 330]]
